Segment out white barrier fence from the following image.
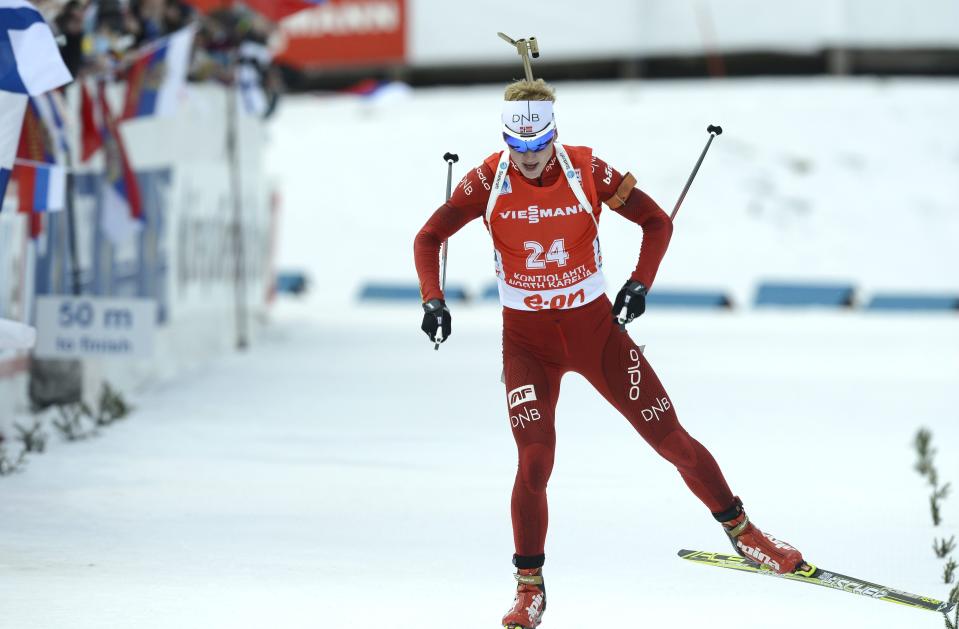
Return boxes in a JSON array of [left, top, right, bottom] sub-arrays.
[[0, 84, 273, 434], [407, 0, 959, 66]]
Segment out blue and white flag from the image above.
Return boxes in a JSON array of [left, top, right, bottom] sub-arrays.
[[0, 0, 73, 96], [31, 90, 71, 164], [14, 159, 66, 213], [0, 0, 72, 212], [0, 92, 26, 212]]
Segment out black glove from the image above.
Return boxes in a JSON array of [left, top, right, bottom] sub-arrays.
[[612, 281, 647, 325], [421, 298, 452, 344]]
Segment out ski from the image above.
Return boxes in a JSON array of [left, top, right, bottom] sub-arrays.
[[678, 549, 956, 615]]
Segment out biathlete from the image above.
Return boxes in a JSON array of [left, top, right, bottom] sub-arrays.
[[412, 79, 804, 629]]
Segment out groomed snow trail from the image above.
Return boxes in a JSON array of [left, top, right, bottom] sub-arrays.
[[1, 301, 956, 629]]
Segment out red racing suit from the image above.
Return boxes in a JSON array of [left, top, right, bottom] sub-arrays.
[[413, 146, 735, 563]]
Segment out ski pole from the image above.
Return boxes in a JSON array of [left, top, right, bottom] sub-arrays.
[[671, 124, 722, 221], [616, 125, 723, 328], [434, 151, 459, 350]]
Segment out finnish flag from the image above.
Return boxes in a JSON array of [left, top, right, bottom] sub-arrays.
[[0, 0, 72, 95], [0, 0, 73, 212]]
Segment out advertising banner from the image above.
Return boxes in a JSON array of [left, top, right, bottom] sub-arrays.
[[274, 0, 406, 68]]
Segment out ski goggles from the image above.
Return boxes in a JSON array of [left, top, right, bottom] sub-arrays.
[[502, 128, 556, 153]]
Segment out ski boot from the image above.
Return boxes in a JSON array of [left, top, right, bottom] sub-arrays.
[[502, 567, 546, 629], [717, 497, 804, 574]]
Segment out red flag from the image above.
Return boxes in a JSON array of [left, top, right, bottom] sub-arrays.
[[80, 81, 104, 161], [29, 209, 44, 239], [14, 100, 62, 238], [14, 101, 47, 235], [16, 102, 52, 163], [14, 167, 34, 215], [98, 82, 143, 220], [122, 47, 155, 121], [16, 166, 46, 239]]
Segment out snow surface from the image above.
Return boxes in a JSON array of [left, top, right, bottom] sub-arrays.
[[1, 304, 957, 628], [270, 77, 959, 308], [2, 78, 958, 629]]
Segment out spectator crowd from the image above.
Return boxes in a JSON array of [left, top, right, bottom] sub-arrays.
[[32, 0, 278, 101]]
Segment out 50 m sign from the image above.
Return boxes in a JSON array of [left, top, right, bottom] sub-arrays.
[[35, 297, 157, 359]]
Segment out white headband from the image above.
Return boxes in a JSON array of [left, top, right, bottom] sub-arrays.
[[502, 100, 555, 139]]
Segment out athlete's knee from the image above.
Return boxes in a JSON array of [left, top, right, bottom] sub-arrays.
[[517, 442, 554, 494], [656, 429, 699, 469]]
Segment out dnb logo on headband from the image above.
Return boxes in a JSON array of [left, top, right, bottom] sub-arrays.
[[512, 112, 540, 124], [502, 100, 554, 137]]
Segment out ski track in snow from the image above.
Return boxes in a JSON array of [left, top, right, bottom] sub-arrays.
[[2, 77, 958, 628], [1, 302, 957, 628]]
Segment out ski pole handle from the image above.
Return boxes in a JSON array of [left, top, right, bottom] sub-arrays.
[[616, 294, 631, 327], [433, 315, 444, 349], [443, 152, 458, 200], [670, 124, 722, 222]]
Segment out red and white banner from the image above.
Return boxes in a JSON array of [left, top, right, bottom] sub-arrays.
[[273, 0, 406, 69], [184, 0, 317, 21]]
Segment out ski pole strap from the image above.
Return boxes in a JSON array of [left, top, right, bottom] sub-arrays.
[[515, 573, 545, 586]]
